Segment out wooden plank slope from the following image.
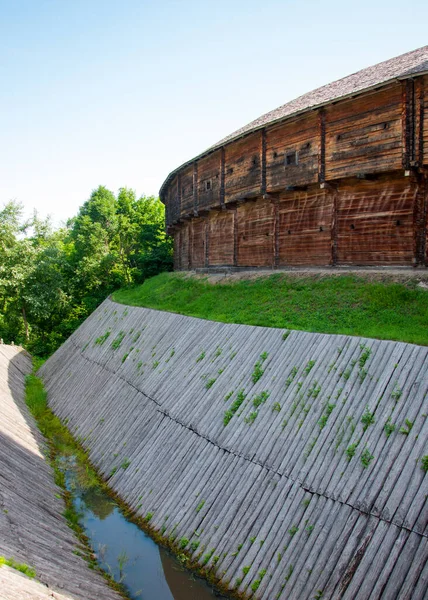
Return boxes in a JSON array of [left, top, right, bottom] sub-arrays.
[[0, 345, 121, 600], [0, 566, 72, 600], [40, 301, 428, 599]]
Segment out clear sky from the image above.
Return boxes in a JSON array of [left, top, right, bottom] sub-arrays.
[[1, 0, 427, 225]]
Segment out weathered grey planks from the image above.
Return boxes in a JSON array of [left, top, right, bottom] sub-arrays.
[[0, 345, 121, 600], [0, 566, 72, 600], [40, 300, 428, 599]]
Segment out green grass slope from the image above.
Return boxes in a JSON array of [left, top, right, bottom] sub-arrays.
[[112, 272, 428, 346]]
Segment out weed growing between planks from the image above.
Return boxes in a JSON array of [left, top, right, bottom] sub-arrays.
[[111, 331, 125, 350], [251, 353, 268, 384], [224, 389, 247, 426]]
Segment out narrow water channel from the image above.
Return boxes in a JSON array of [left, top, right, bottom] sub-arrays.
[[59, 455, 225, 600]]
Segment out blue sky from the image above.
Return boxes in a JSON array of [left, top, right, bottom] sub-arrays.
[[1, 0, 427, 224]]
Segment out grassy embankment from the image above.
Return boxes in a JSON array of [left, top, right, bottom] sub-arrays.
[[113, 272, 428, 346]]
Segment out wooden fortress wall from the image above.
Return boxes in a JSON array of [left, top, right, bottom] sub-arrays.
[[163, 77, 428, 269]]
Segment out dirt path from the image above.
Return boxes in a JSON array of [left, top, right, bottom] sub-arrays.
[[183, 266, 428, 287]]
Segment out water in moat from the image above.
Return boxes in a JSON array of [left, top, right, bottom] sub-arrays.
[[60, 455, 225, 600]]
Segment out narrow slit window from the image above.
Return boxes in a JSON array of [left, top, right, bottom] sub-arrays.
[[285, 151, 298, 166], [205, 180, 211, 191]]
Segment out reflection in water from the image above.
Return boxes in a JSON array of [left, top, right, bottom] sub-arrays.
[[81, 486, 115, 521], [59, 455, 223, 600], [160, 551, 219, 600]]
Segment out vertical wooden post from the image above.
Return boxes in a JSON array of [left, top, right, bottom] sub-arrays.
[[205, 216, 210, 267], [189, 221, 193, 270], [261, 128, 267, 196], [330, 187, 338, 266], [177, 174, 182, 219], [402, 79, 416, 169], [414, 173, 428, 265], [193, 162, 198, 215], [415, 78, 424, 166], [177, 230, 182, 270], [426, 177, 428, 267], [273, 198, 279, 267], [401, 81, 408, 169], [220, 147, 225, 208], [233, 207, 238, 267], [318, 109, 326, 184]]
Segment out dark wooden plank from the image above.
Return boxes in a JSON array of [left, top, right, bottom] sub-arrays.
[[208, 210, 234, 266], [236, 197, 274, 266], [325, 84, 403, 180], [277, 187, 333, 266], [190, 217, 206, 268], [319, 108, 326, 183], [261, 128, 267, 195], [336, 174, 417, 265], [266, 112, 320, 191], [193, 161, 199, 213], [180, 165, 194, 217], [198, 151, 221, 211], [225, 132, 261, 204]]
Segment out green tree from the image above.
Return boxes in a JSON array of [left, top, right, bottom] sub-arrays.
[[0, 187, 172, 355]]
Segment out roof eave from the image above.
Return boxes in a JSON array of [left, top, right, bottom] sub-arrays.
[[159, 69, 428, 201]]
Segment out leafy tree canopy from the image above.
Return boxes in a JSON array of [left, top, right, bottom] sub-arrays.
[[0, 187, 172, 356]]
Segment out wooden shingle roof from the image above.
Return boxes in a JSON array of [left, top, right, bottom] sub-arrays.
[[160, 45, 428, 197], [213, 45, 428, 147]]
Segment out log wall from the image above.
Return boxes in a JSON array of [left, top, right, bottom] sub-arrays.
[[266, 113, 320, 190], [165, 75, 428, 269], [423, 76, 428, 165], [39, 300, 428, 600], [237, 198, 274, 267], [208, 210, 235, 266], [175, 174, 427, 267], [324, 84, 403, 180], [277, 188, 333, 266], [197, 151, 221, 211], [191, 217, 206, 268], [225, 132, 261, 203], [336, 175, 417, 265], [180, 165, 194, 216]]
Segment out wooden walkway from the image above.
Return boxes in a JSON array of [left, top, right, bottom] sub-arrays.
[[40, 300, 428, 599], [0, 345, 121, 600]]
